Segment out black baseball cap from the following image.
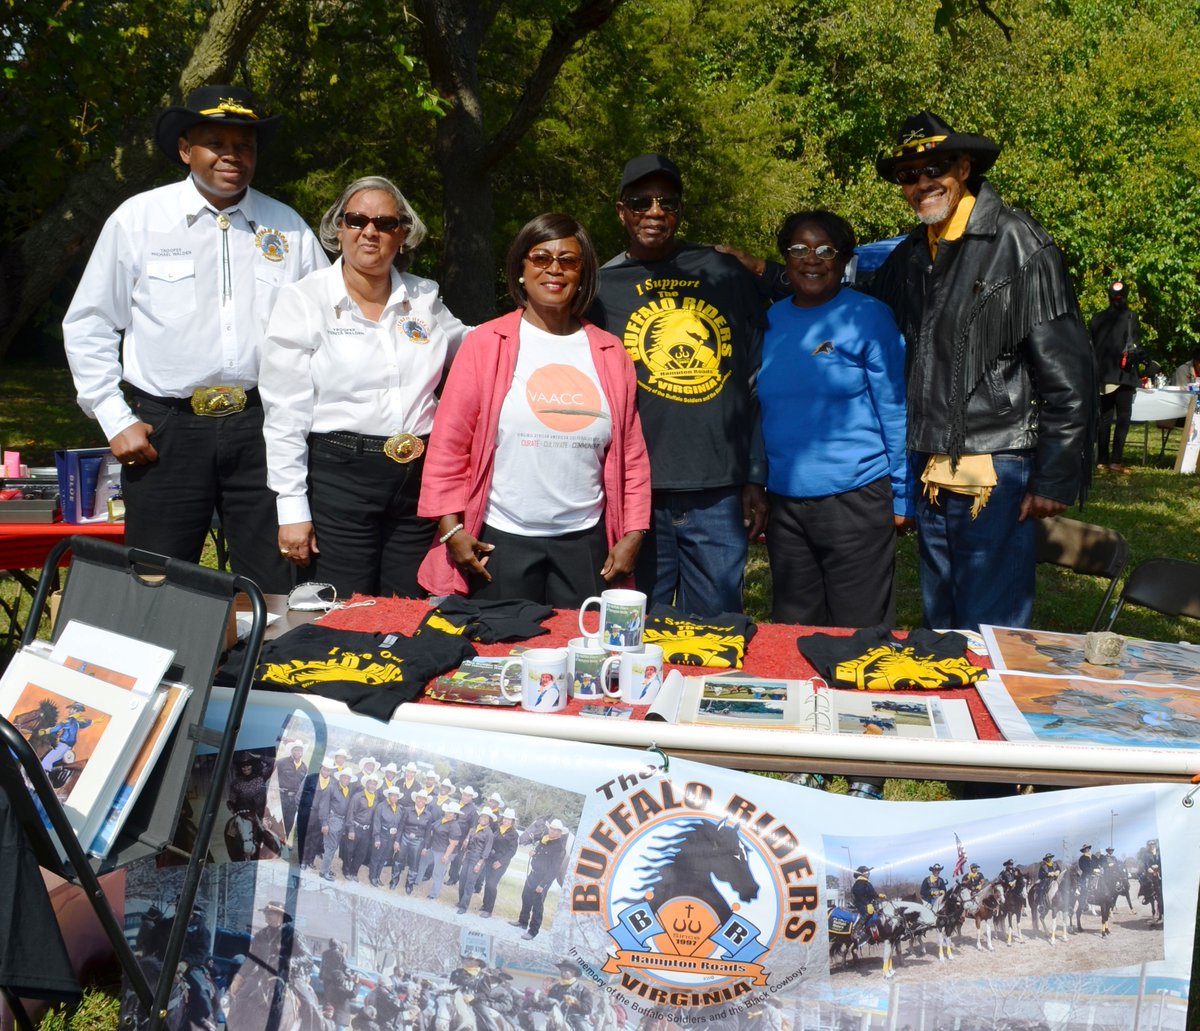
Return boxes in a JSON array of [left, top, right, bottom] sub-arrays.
[[619, 153, 683, 196]]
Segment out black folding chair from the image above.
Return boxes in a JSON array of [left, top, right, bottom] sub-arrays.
[[1034, 516, 1130, 632], [0, 536, 266, 1031], [1104, 557, 1200, 630]]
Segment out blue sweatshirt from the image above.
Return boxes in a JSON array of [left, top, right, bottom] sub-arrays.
[[760, 288, 911, 515]]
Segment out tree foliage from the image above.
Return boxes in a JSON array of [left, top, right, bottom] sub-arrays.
[[2, 0, 1199, 365]]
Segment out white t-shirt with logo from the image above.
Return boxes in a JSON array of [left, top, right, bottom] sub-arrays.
[[485, 320, 612, 536]]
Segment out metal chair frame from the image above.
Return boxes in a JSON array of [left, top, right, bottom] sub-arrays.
[[1034, 516, 1130, 632], [1104, 557, 1200, 631]]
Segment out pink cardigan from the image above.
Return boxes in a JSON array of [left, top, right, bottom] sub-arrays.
[[417, 309, 652, 597]]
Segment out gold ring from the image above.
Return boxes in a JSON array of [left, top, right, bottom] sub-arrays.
[[280, 548, 290, 556], [126, 461, 137, 466]]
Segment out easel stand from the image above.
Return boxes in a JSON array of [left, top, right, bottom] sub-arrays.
[[0, 537, 267, 1031]]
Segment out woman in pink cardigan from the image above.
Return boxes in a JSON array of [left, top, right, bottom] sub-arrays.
[[417, 213, 651, 605]]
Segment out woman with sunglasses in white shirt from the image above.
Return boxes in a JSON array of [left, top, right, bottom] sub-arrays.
[[260, 176, 469, 597]]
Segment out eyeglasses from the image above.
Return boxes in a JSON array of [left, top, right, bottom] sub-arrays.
[[785, 244, 839, 261], [893, 155, 960, 185], [621, 194, 681, 214], [526, 250, 583, 271], [340, 211, 410, 233]]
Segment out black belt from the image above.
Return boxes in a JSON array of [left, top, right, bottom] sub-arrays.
[[132, 387, 262, 410], [311, 431, 429, 456]]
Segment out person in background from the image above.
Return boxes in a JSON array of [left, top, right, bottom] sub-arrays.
[[509, 817, 567, 940], [261, 175, 469, 597], [418, 212, 651, 607], [1172, 347, 1200, 388], [63, 85, 326, 593], [759, 210, 911, 626], [1090, 280, 1143, 474], [588, 154, 769, 617]]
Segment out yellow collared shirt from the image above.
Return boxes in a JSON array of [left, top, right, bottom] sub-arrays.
[[927, 190, 976, 261]]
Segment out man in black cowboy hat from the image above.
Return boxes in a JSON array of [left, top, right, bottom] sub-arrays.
[[919, 863, 948, 907], [870, 111, 1093, 632], [63, 85, 326, 592], [849, 864, 883, 942], [547, 960, 593, 1031]]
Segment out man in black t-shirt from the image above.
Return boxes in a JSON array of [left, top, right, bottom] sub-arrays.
[[590, 154, 768, 616]]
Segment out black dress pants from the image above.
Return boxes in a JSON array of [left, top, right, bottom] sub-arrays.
[[765, 478, 896, 627], [307, 436, 433, 598], [122, 394, 291, 593], [472, 521, 607, 608]]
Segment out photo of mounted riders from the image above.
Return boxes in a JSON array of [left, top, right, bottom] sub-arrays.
[[822, 788, 1165, 985], [171, 710, 585, 943], [119, 858, 631, 1031]]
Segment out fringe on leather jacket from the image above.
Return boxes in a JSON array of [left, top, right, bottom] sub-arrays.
[[870, 182, 1095, 505]]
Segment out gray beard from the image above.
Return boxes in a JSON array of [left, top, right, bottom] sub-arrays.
[[917, 197, 954, 226]]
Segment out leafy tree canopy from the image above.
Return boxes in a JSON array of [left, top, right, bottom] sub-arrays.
[[3, 0, 1198, 362]]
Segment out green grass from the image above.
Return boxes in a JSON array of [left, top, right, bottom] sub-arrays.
[[0, 366, 108, 463]]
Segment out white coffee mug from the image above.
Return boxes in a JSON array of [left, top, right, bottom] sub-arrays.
[[578, 588, 647, 652], [567, 637, 619, 700], [603, 644, 665, 705], [499, 648, 569, 712]]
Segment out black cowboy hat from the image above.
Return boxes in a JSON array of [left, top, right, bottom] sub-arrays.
[[929, 864, 943, 871], [853, 865, 872, 875], [875, 110, 1001, 184], [557, 960, 582, 977], [155, 84, 281, 168]]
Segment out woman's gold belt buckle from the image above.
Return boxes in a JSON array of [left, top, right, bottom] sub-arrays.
[[191, 386, 247, 416], [383, 432, 425, 464]]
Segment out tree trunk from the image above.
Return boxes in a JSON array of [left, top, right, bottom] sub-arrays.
[[0, 0, 276, 362], [415, 0, 627, 324]]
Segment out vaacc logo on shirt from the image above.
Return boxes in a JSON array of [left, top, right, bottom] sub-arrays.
[[525, 364, 605, 431]]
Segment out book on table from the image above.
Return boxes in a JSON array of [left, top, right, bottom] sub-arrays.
[[426, 656, 520, 706], [647, 672, 977, 740]]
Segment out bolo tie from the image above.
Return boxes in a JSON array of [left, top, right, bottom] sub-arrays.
[[216, 212, 233, 303]]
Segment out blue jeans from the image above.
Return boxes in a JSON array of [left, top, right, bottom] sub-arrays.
[[916, 451, 1035, 631], [636, 487, 747, 615]]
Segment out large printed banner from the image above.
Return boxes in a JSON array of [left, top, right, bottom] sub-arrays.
[[124, 691, 1198, 1031]]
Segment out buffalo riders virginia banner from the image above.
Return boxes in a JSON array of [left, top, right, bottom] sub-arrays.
[[124, 690, 1198, 1031]]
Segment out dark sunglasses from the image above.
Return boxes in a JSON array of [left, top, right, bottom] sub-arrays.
[[893, 155, 961, 185], [622, 194, 681, 214], [786, 243, 839, 261], [526, 250, 583, 271], [341, 211, 410, 233]]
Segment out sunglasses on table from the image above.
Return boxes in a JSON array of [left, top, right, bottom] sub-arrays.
[[621, 194, 682, 214], [893, 155, 961, 185], [526, 250, 583, 271], [340, 211, 411, 233], [785, 244, 840, 261]]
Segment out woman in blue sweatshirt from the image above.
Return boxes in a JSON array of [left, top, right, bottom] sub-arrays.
[[759, 211, 912, 626]]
